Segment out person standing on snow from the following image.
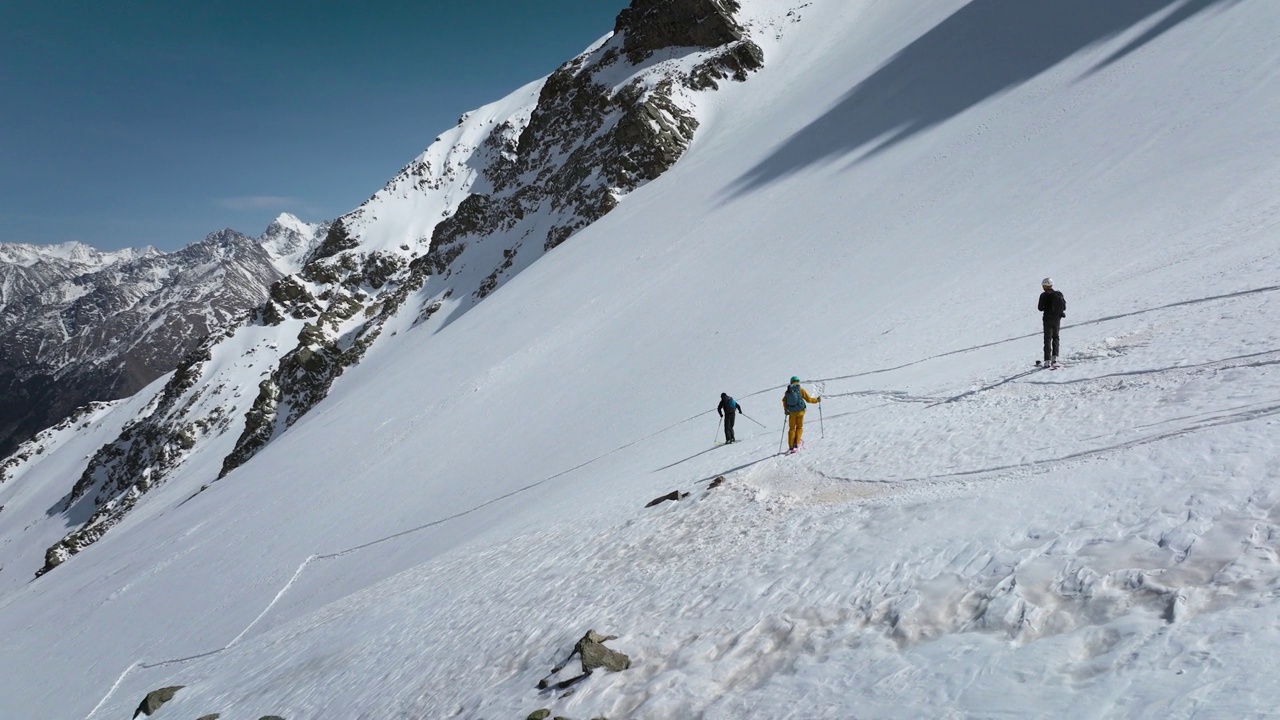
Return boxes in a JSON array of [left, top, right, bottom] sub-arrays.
[[781, 376, 820, 453], [1038, 277, 1066, 367], [717, 392, 742, 443]]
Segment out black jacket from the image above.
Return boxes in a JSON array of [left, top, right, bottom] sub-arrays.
[[718, 397, 741, 416], [1038, 290, 1066, 319]]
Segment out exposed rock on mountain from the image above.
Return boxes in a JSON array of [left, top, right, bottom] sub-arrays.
[[0, 242, 155, 317], [0, 400, 114, 487], [615, 0, 746, 62], [132, 685, 184, 718], [0, 218, 325, 461], [42, 336, 233, 573], [34, 0, 765, 575]]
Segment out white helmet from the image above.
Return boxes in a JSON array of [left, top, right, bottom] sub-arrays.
[[1041, 277, 1053, 287]]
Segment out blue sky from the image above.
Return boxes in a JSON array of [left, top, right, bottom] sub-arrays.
[[0, 1, 628, 251]]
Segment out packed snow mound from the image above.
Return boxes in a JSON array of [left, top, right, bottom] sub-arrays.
[[2, 0, 1280, 718]]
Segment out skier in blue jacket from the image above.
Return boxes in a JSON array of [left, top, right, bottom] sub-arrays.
[[718, 393, 742, 443]]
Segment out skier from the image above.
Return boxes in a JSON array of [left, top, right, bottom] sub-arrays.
[[717, 392, 742, 443], [781, 376, 820, 453], [1038, 277, 1066, 368]]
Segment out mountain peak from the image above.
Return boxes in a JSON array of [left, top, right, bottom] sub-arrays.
[[260, 214, 327, 275], [614, 0, 745, 62], [267, 212, 309, 235]]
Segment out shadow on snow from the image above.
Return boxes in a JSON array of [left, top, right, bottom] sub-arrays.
[[724, 0, 1242, 198]]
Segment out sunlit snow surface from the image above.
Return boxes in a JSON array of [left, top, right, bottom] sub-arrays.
[[3, 0, 1280, 717]]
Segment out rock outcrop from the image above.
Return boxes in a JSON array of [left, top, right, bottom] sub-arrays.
[[132, 685, 184, 718], [615, 0, 746, 62], [538, 629, 633, 692], [39, 335, 235, 575]]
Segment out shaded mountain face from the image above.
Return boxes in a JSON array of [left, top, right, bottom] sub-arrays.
[[0, 218, 326, 460], [28, 0, 763, 575]]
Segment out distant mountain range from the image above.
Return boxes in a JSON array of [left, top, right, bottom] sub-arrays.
[[0, 214, 327, 460]]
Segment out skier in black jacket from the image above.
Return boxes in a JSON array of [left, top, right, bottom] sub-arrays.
[[1038, 277, 1066, 367], [717, 393, 742, 443]]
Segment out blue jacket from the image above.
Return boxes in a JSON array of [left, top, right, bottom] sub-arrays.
[[718, 396, 741, 416]]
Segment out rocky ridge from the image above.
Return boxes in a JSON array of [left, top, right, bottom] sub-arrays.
[[32, 0, 765, 576]]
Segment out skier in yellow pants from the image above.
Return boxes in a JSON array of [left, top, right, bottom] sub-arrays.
[[782, 376, 820, 453]]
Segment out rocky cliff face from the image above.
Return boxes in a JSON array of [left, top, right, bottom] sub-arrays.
[[615, 0, 747, 62], [0, 218, 326, 461], [32, 0, 766, 576]]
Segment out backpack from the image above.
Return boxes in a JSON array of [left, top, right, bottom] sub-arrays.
[[723, 396, 737, 412], [784, 384, 805, 413]]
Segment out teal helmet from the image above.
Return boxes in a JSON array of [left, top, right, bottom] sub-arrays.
[[790, 376, 800, 383]]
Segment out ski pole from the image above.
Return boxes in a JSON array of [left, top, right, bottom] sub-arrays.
[[779, 416, 787, 454], [740, 412, 766, 429], [714, 416, 722, 444], [812, 381, 826, 439]]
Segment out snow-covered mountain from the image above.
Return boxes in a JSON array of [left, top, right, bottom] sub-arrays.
[[259, 213, 328, 276], [0, 215, 327, 461], [0, 241, 156, 313], [4, 0, 1280, 717], [8, 0, 763, 579]]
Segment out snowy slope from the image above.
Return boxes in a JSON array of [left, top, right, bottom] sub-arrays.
[[4, 0, 1280, 717]]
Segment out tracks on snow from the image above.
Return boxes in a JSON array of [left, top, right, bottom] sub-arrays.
[[84, 285, 1280, 717]]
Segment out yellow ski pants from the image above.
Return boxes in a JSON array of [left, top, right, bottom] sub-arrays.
[[787, 410, 806, 449]]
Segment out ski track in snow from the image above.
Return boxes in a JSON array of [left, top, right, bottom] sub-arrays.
[[84, 286, 1280, 718]]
